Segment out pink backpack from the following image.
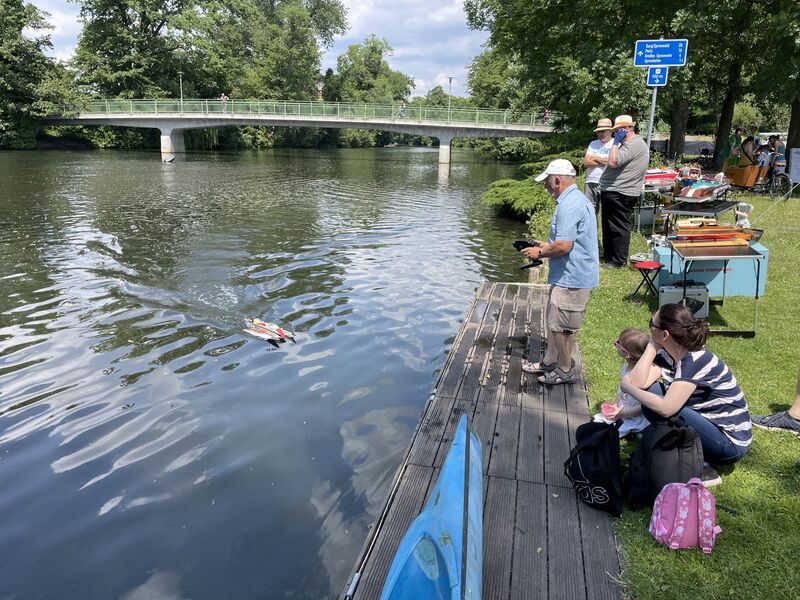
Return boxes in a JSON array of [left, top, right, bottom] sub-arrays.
[[648, 477, 721, 554]]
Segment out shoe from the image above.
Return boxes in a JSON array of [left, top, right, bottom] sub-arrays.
[[521, 359, 557, 374], [752, 411, 800, 435], [701, 464, 723, 487], [537, 365, 577, 385], [522, 358, 574, 374], [602, 261, 624, 270]]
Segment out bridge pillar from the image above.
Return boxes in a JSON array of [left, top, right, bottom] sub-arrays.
[[160, 128, 185, 156], [437, 133, 454, 165]]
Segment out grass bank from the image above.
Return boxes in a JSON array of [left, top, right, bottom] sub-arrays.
[[576, 193, 800, 599]]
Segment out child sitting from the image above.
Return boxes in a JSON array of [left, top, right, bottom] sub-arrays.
[[594, 328, 653, 436]]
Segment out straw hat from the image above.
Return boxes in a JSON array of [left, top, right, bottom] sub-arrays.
[[613, 115, 636, 128], [593, 118, 613, 132]]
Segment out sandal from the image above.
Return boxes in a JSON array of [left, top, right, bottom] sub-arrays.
[[522, 359, 557, 374], [522, 358, 574, 374], [537, 366, 577, 385]]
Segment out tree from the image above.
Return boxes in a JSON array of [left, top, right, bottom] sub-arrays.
[[0, 0, 55, 148], [467, 48, 524, 110], [330, 35, 413, 103], [253, 0, 347, 48], [238, 3, 321, 99]]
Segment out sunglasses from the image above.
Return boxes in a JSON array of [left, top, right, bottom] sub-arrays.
[[613, 339, 633, 358], [649, 317, 662, 330]]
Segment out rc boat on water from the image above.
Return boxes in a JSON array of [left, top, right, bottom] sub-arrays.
[[379, 414, 483, 600], [243, 318, 296, 342]]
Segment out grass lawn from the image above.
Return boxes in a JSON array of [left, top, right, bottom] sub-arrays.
[[576, 192, 800, 599]]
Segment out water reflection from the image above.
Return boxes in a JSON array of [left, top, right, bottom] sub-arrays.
[[0, 148, 527, 598]]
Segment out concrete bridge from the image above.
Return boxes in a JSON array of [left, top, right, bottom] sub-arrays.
[[46, 99, 555, 163]]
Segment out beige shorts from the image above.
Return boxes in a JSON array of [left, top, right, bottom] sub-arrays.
[[547, 285, 591, 333]]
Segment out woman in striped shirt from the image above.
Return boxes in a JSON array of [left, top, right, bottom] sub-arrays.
[[621, 303, 752, 464]]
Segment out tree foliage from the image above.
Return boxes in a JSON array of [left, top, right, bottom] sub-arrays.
[[0, 0, 57, 148], [326, 35, 413, 103], [465, 0, 800, 159]]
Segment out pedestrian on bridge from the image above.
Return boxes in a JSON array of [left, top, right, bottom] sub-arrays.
[[598, 115, 649, 269], [520, 159, 599, 385], [219, 93, 229, 113]]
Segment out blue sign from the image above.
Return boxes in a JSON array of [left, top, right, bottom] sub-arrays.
[[647, 67, 669, 86], [634, 39, 688, 67]]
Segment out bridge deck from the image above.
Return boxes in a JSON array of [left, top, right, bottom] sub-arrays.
[[343, 282, 622, 600]]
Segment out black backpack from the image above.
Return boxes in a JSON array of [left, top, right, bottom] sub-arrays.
[[625, 421, 704, 509], [564, 420, 623, 517]]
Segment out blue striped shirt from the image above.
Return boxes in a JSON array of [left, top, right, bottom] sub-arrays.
[[655, 349, 752, 447], [547, 184, 599, 288]]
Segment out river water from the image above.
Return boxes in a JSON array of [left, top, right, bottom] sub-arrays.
[[0, 148, 527, 599]]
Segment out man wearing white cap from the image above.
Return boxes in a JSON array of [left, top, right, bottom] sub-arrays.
[[583, 118, 613, 214], [520, 159, 599, 385], [598, 115, 649, 268]]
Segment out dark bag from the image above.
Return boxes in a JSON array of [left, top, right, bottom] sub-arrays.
[[625, 421, 704, 509], [564, 420, 623, 516]]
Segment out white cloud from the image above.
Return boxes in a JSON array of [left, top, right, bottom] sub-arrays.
[[28, 0, 81, 60], [27, 0, 489, 96], [321, 0, 489, 97]]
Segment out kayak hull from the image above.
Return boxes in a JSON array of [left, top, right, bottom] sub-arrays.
[[380, 415, 483, 600]]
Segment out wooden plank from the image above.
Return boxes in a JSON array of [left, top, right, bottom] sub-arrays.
[[517, 408, 545, 483], [406, 394, 456, 467], [546, 382, 568, 413], [488, 405, 520, 479], [355, 465, 435, 595], [436, 324, 478, 398], [472, 401, 499, 475], [481, 293, 515, 404], [467, 282, 493, 324], [543, 408, 572, 488], [511, 481, 548, 599], [459, 286, 505, 402], [520, 287, 546, 409], [565, 350, 590, 416], [565, 381, 590, 417], [577, 500, 623, 600], [520, 376, 544, 411], [547, 486, 587, 600], [504, 286, 530, 406], [433, 401, 474, 468], [482, 476, 516, 600]]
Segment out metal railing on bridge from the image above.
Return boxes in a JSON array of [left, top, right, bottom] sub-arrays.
[[64, 99, 555, 128]]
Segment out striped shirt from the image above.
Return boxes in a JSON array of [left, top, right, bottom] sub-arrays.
[[655, 349, 752, 447], [547, 184, 599, 289]]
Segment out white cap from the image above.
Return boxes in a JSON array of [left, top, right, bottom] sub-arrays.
[[534, 158, 577, 182]]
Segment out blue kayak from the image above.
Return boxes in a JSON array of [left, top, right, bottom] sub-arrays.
[[380, 414, 483, 600]]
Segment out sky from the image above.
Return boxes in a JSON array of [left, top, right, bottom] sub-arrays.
[[27, 0, 490, 98]]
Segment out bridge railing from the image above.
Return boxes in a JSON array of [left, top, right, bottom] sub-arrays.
[[70, 99, 555, 127]]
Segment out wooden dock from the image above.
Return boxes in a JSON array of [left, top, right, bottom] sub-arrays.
[[343, 282, 623, 600]]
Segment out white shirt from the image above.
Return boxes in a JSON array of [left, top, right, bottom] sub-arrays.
[[585, 138, 613, 184]]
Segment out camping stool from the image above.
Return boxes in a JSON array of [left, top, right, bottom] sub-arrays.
[[631, 261, 664, 300]]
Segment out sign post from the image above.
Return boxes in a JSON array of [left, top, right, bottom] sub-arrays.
[[634, 39, 689, 149]]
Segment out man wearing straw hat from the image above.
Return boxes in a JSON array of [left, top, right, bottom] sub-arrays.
[[598, 114, 649, 268], [583, 118, 613, 214]]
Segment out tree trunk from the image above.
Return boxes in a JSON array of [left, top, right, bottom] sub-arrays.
[[713, 62, 742, 160], [787, 93, 800, 171], [668, 98, 690, 159]]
